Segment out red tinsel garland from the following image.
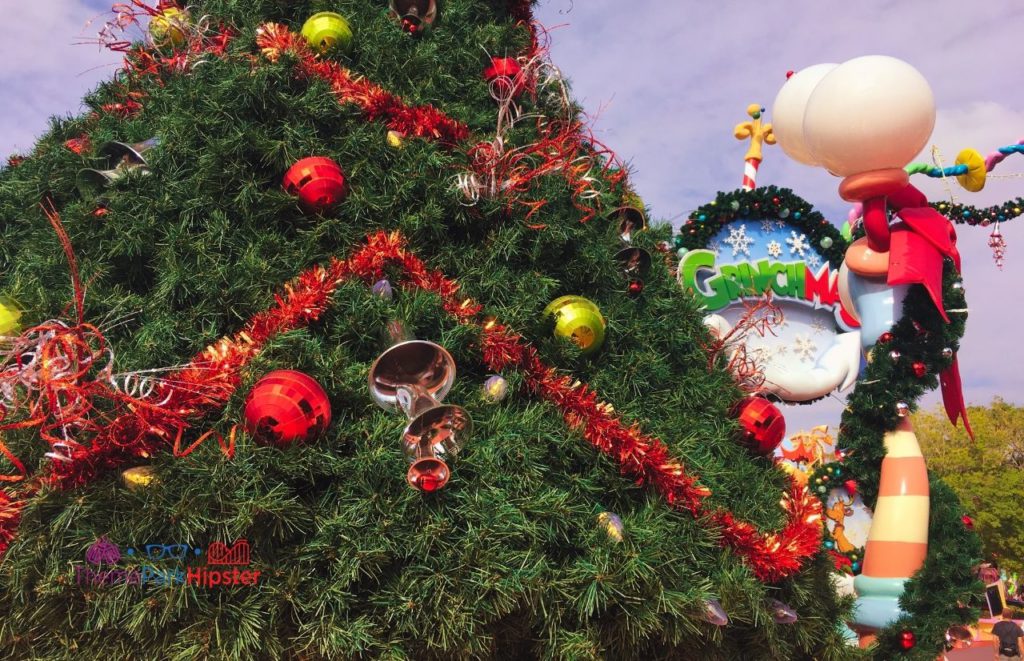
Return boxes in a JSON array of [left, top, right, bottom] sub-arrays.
[[255, 23, 469, 146], [1, 231, 820, 580]]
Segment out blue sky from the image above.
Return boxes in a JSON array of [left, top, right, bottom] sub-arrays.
[[3, 1, 1022, 431]]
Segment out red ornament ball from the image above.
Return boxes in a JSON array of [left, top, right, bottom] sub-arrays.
[[733, 396, 786, 454], [283, 157, 347, 212], [483, 56, 523, 97], [912, 361, 927, 378], [843, 479, 858, 497], [627, 279, 644, 296], [878, 331, 894, 344], [900, 629, 916, 650], [962, 514, 974, 530], [243, 370, 331, 446]]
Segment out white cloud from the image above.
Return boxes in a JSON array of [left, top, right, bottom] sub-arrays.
[[1, 1, 120, 156]]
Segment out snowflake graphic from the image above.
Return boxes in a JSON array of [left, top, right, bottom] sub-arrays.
[[786, 231, 810, 257], [760, 219, 777, 233], [724, 224, 755, 257], [775, 220, 788, 231], [807, 253, 821, 268], [810, 318, 829, 335], [766, 240, 782, 258], [793, 334, 817, 362], [774, 343, 789, 357], [708, 241, 722, 257]]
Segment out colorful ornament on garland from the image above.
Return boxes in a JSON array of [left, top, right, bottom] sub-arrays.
[[766, 598, 798, 624], [243, 370, 332, 446], [388, 0, 437, 35], [597, 511, 624, 542], [961, 514, 974, 530], [300, 11, 353, 54], [386, 130, 405, 149], [283, 157, 347, 212], [149, 7, 190, 46], [121, 466, 158, 492], [483, 56, 523, 99], [482, 375, 509, 403], [900, 629, 916, 650], [543, 296, 606, 356], [371, 279, 393, 300], [733, 396, 786, 455], [702, 599, 729, 626]]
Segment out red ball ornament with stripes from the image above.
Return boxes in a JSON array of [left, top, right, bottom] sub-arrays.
[[282, 157, 347, 212], [243, 370, 331, 446], [733, 396, 786, 455]]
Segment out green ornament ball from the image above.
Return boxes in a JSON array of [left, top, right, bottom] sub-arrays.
[[301, 11, 353, 53], [820, 236, 833, 249], [544, 296, 606, 356]]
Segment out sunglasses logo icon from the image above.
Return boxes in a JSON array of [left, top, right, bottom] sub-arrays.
[[125, 544, 203, 560]]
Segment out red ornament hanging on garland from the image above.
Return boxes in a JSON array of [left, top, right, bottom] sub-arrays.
[[283, 157, 347, 212], [733, 396, 786, 455], [900, 629, 916, 650], [962, 514, 974, 530], [843, 479, 858, 497], [483, 56, 523, 98], [912, 361, 927, 378], [243, 370, 331, 446]]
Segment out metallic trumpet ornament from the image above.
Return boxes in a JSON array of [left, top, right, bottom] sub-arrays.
[[612, 205, 647, 243], [368, 321, 472, 492], [76, 138, 159, 197], [388, 0, 437, 35], [611, 205, 651, 296]]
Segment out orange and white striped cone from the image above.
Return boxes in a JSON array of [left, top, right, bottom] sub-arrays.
[[853, 417, 929, 631], [742, 157, 760, 191]]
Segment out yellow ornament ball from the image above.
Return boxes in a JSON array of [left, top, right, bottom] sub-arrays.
[[386, 130, 405, 149], [122, 466, 158, 492], [301, 11, 353, 54], [0, 299, 22, 336], [150, 7, 190, 47], [544, 295, 606, 356]]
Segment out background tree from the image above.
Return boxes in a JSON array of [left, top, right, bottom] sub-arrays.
[[916, 399, 1024, 575]]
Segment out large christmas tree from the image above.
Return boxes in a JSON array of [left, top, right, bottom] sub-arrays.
[[0, 2, 983, 659]]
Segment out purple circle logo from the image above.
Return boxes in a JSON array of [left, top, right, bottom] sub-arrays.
[[85, 537, 121, 565]]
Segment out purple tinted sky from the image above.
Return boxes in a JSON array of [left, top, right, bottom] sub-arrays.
[[3, 1, 1022, 431]]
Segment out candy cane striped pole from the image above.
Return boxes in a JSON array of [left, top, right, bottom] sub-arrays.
[[734, 103, 774, 192], [853, 417, 929, 631], [742, 157, 761, 191]]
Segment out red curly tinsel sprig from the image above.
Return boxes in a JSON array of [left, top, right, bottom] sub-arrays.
[[0, 489, 25, 556]]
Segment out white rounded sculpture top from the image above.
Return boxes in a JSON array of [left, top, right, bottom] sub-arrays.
[[773, 56, 935, 177], [771, 63, 837, 166]]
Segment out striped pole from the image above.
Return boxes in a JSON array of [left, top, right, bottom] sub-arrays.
[[853, 417, 929, 630], [742, 157, 761, 191], [734, 103, 775, 192]]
